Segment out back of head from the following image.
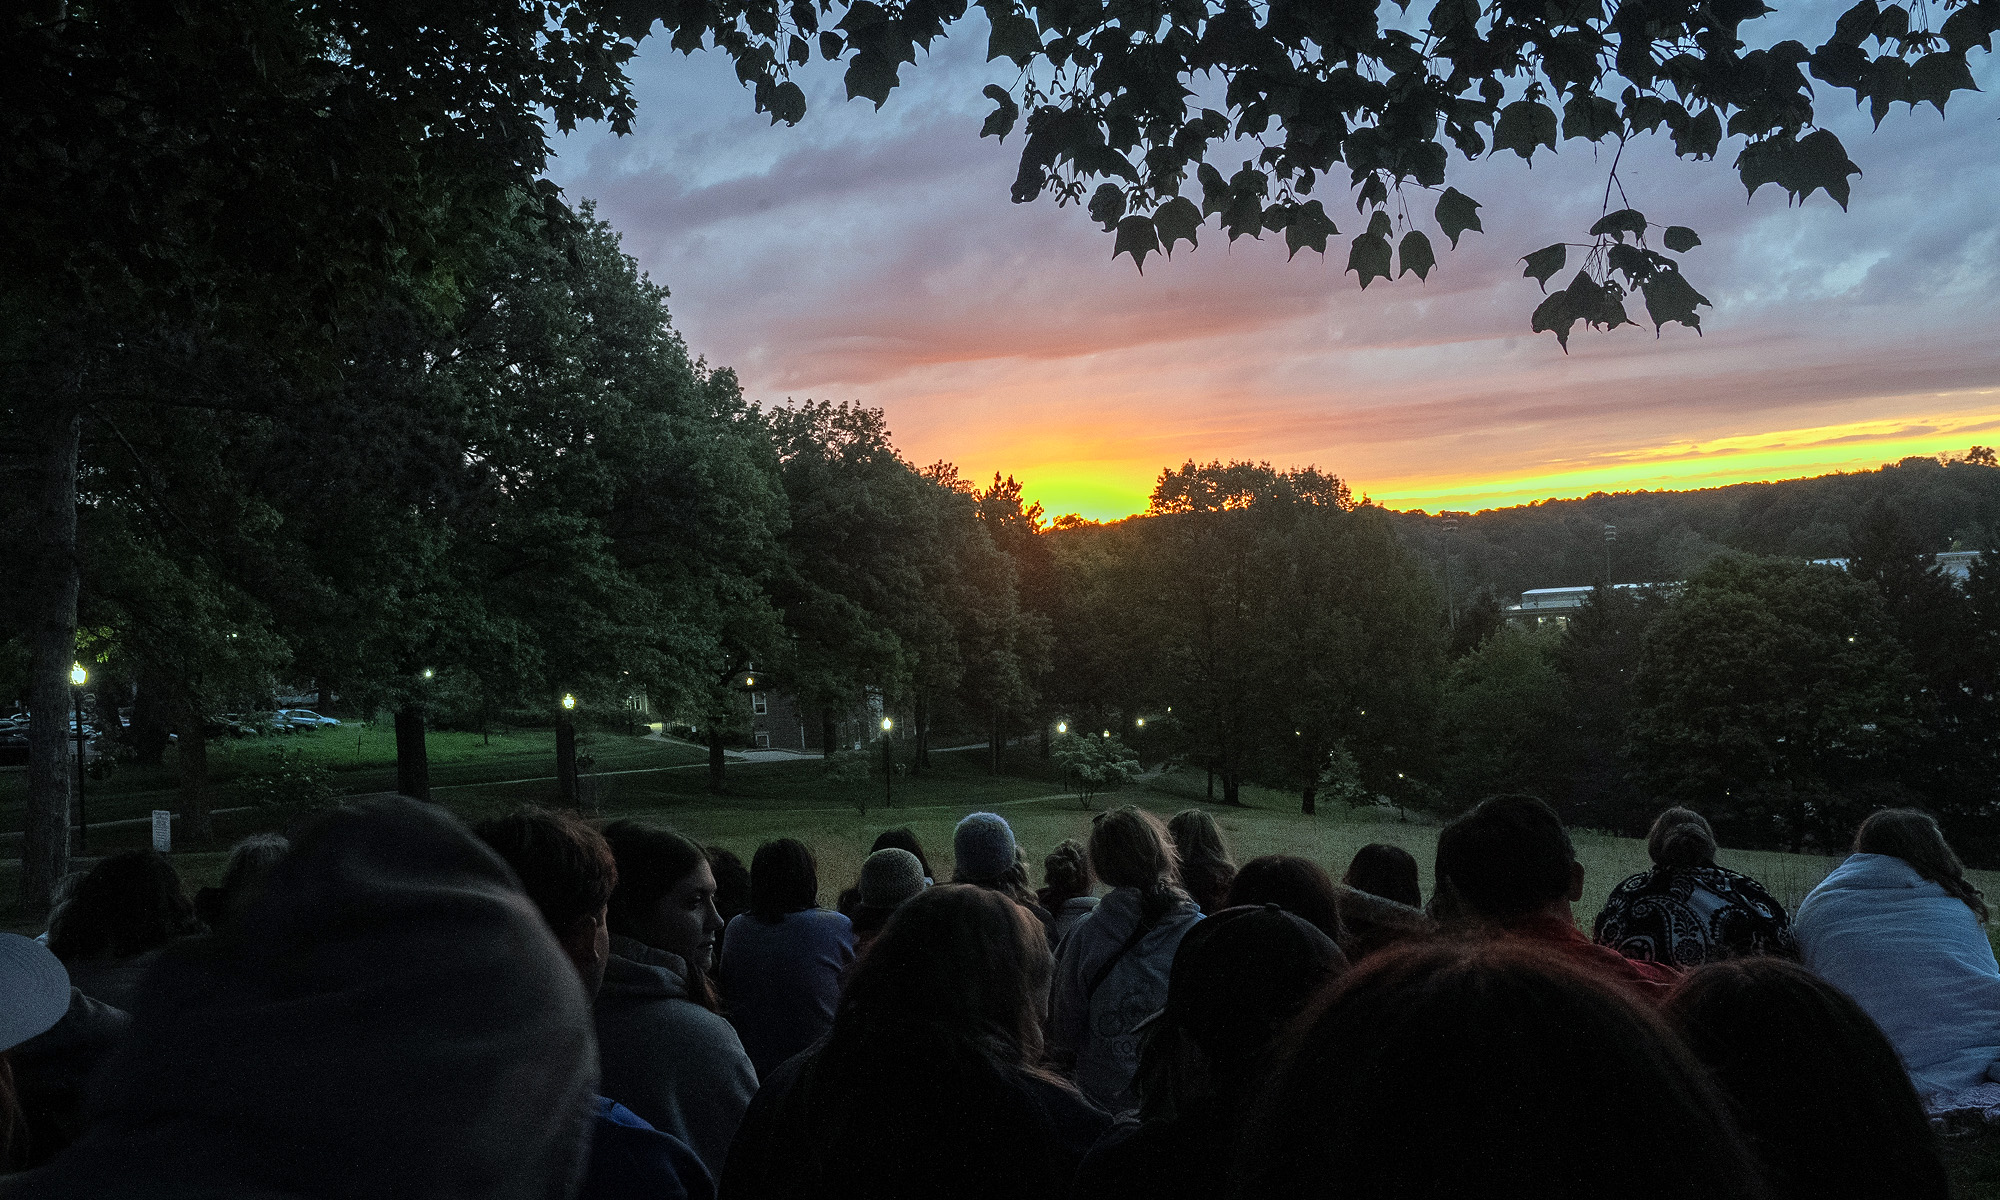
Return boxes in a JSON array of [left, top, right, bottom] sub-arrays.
[[1667, 957, 1947, 1200], [48, 849, 198, 962], [952, 812, 1020, 885], [20, 797, 596, 1199], [1167, 809, 1231, 868], [1855, 808, 1988, 922], [778, 886, 1063, 1200], [1089, 805, 1181, 891], [1224, 856, 1344, 942], [197, 834, 292, 930], [706, 845, 752, 923], [1238, 939, 1769, 1200], [1343, 843, 1422, 909], [1433, 794, 1575, 921], [1040, 838, 1094, 904], [750, 837, 818, 922], [1150, 905, 1345, 1111], [473, 809, 618, 933], [1647, 807, 1719, 870], [602, 820, 706, 935], [858, 848, 928, 912], [870, 827, 932, 880]]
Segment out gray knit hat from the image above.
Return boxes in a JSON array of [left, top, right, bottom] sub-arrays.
[[859, 848, 929, 909], [953, 812, 1018, 883]]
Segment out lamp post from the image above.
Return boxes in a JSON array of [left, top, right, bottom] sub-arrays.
[[880, 717, 894, 808], [557, 692, 579, 808], [70, 663, 87, 854]]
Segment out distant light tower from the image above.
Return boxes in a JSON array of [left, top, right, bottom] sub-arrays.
[[1443, 513, 1461, 629], [70, 662, 88, 853], [880, 717, 894, 809], [1604, 523, 1617, 585]]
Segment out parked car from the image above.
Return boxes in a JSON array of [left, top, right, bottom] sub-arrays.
[[278, 709, 341, 728], [217, 714, 263, 738]]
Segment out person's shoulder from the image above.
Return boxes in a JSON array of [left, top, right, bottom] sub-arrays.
[[588, 1100, 715, 1200]]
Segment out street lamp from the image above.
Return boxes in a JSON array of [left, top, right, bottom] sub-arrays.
[[556, 691, 579, 808], [1056, 721, 1067, 734], [70, 663, 87, 853], [421, 667, 435, 680], [1135, 717, 1145, 728], [880, 717, 894, 809]]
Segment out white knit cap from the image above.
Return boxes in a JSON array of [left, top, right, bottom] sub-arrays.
[[0, 932, 70, 1052]]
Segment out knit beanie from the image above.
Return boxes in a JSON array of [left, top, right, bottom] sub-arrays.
[[859, 848, 929, 909], [953, 812, 1019, 883]]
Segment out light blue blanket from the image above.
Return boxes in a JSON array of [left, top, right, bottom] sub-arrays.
[[1796, 853, 2000, 1099]]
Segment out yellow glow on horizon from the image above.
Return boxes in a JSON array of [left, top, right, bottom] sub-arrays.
[[1007, 402, 2000, 521]]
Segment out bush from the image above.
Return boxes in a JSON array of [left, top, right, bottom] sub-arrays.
[[1052, 732, 1141, 810], [232, 749, 337, 810]]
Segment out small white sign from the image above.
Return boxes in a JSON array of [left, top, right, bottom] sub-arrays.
[[151, 810, 172, 853]]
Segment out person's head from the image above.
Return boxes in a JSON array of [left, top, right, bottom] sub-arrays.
[[1040, 838, 1095, 905], [1647, 807, 1719, 870], [1089, 805, 1181, 891], [1433, 794, 1581, 922], [602, 821, 723, 973], [831, 884, 1053, 1060], [858, 847, 929, 912], [1224, 855, 1344, 942], [750, 838, 819, 923], [472, 809, 617, 996], [47, 849, 200, 962], [219, 832, 290, 912], [1343, 843, 1422, 909], [869, 827, 931, 880], [1139, 905, 1345, 1118], [706, 845, 752, 923], [1667, 957, 1947, 1200], [1238, 939, 1770, 1200], [952, 812, 1019, 885], [1168, 808, 1232, 868], [0, 934, 71, 1171], [1855, 808, 1987, 923]]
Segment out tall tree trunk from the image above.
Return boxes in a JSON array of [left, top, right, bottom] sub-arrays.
[[175, 697, 213, 845], [820, 710, 837, 759], [1206, 767, 1214, 801], [913, 694, 931, 772], [131, 670, 170, 765], [1301, 781, 1317, 816], [1221, 769, 1243, 807], [707, 727, 726, 794], [555, 718, 579, 808], [1039, 722, 1050, 760], [987, 709, 1004, 775], [394, 707, 430, 800], [22, 404, 80, 911]]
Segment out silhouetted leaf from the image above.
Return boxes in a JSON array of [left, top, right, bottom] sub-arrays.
[[1910, 53, 1978, 113], [1522, 243, 1567, 290], [1114, 214, 1159, 272], [979, 84, 1019, 140], [818, 32, 844, 59], [1642, 268, 1710, 332], [1941, 7, 1994, 53], [1154, 196, 1202, 256], [1563, 94, 1619, 142], [1088, 183, 1126, 230], [1284, 200, 1337, 259], [1348, 228, 1393, 288], [1398, 230, 1436, 280], [1434, 187, 1483, 248], [1663, 225, 1701, 252], [1589, 208, 1648, 242], [766, 80, 806, 125], [1493, 100, 1558, 159], [987, 10, 1042, 64], [843, 52, 899, 107], [1197, 163, 1230, 216], [788, 35, 810, 66]]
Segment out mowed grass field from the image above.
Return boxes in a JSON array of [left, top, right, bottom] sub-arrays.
[[8, 730, 2000, 1194]]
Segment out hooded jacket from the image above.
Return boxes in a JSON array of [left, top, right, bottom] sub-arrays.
[[1048, 887, 1202, 1114], [1795, 852, 2000, 1099], [595, 935, 758, 1176], [0, 797, 598, 1200]]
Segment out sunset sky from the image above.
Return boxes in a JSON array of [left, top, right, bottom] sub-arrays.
[[546, 10, 2000, 520]]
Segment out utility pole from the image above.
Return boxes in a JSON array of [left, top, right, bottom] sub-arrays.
[[1443, 513, 1461, 629]]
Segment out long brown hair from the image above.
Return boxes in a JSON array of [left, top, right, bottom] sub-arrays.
[[1091, 805, 1188, 923], [1855, 809, 1987, 923], [1646, 807, 1719, 870]]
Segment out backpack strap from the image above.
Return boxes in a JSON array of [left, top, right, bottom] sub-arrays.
[[1084, 911, 1162, 1002]]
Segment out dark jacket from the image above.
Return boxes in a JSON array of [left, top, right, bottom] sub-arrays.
[[582, 1097, 714, 1200], [5, 988, 130, 1169], [718, 911, 854, 1078], [1594, 864, 1798, 966], [1073, 1098, 1236, 1200], [720, 1047, 1109, 1200], [596, 935, 758, 1177], [0, 797, 598, 1200]]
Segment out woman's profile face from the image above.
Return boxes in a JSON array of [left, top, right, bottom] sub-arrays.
[[632, 857, 724, 968]]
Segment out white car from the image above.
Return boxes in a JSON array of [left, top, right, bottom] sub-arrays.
[[279, 709, 341, 728]]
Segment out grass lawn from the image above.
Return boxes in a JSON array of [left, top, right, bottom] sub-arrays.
[[8, 732, 2000, 1195]]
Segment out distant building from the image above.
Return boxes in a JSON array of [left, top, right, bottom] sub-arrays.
[[1503, 551, 1984, 627]]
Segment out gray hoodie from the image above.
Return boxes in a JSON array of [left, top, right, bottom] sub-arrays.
[[596, 935, 759, 1176], [1048, 886, 1202, 1115]]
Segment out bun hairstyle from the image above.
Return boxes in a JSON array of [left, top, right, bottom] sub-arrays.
[[1856, 809, 1988, 924], [1646, 808, 1719, 870], [1041, 839, 1093, 900]]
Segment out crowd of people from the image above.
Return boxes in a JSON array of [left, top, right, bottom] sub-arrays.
[[1, 790, 1995, 1198]]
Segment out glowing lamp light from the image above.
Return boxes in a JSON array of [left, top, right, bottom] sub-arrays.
[[1057, 722, 1067, 734], [746, 676, 756, 686], [561, 693, 577, 710], [1101, 730, 1110, 738], [421, 668, 435, 680], [70, 663, 86, 687], [881, 717, 893, 732], [1136, 717, 1145, 728]]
